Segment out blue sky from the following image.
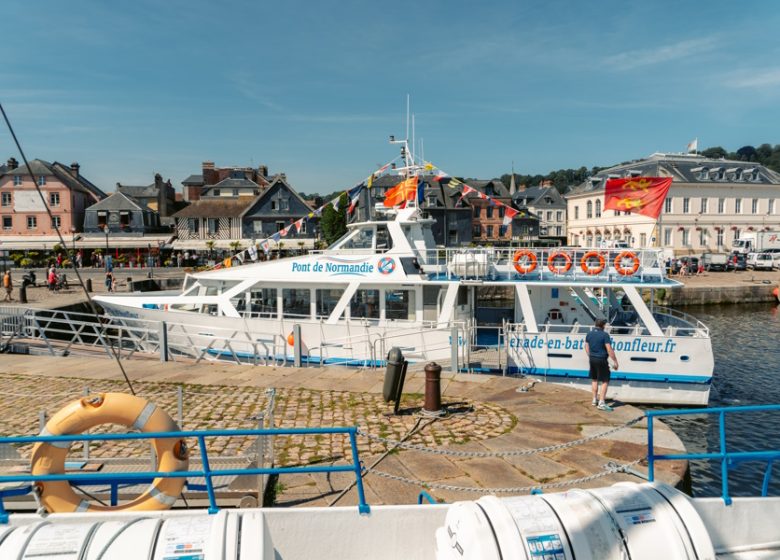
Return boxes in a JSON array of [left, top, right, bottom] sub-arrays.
[[2, 0, 780, 195]]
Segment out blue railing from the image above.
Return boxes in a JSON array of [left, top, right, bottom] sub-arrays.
[[0, 426, 369, 522], [647, 404, 780, 506]]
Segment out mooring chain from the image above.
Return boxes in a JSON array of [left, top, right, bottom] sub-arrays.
[[367, 458, 644, 494], [357, 415, 645, 458]]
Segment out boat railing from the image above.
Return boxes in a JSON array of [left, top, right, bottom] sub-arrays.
[[0, 426, 370, 522], [416, 246, 667, 283], [652, 306, 710, 336], [505, 320, 705, 338], [646, 405, 780, 505]]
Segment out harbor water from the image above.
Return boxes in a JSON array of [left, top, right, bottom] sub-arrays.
[[659, 302, 780, 497]]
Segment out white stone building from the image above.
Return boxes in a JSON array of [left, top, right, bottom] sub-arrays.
[[565, 153, 780, 254]]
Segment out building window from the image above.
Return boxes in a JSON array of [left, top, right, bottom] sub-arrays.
[[663, 228, 671, 246], [683, 198, 690, 213], [49, 192, 60, 206], [187, 218, 199, 233], [2, 216, 11, 229], [27, 216, 37, 229], [664, 198, 672, 213], [472, 225, 482, 238], [700, 198, 708, 213], [120, 211, 130, 227], [595, 200, 601, 218], [574, 206, 579, 220], [640, 233, 647, 247], [718, 198, 725, 213], [1, 192, 11, 206], [556, 211, 563, 221], [733, 229, 740, 241], [37, 176, 46, 186], [300, 221, 307, 234], [752, 198, 759, 214], [681, 229, 689, 246], [586, 201, 593, 219], [499, 225, 508, 237], [51, 216, 61, 229], [232, 188, 239, 196], [486, 206, 493, 218], [98, 211, 108, 227], [207, 218, 219, 234], [280, 199, 289, 211], [486, 225, 494, 237], [546, 211, 552, 221], [498, 206, 505, 218], [472, 206, 480, 218], [276, 221, 285, 232], [614, 210, 621, 216], [555, 225, 562, 236], [717, 230, 723, 247], [213, 189, 220, 196], [698, 228, 707, 246], [735, 199, 742, 213], [13, 176, 22, 186]]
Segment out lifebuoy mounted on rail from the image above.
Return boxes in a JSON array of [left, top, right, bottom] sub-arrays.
[[512, 250, 538, 274], [31, 393, 189, 513], [580, 251, 606, 275], [614, 251, 641, 276], [547, 251, 572, 275]]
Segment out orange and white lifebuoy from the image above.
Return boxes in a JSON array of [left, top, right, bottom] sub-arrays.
[[614, 251, 641, 276], [547, 251, 572, 274], [31, 393, 189, 513], [512, 250, 538, 274], [580, 251, 606, 275]]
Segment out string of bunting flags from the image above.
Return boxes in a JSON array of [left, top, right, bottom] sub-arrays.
[[209, 156, 401, 270]]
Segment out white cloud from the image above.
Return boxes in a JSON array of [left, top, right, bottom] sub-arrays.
[[725, 68, 780, 89], [604, 37, 719, 71]]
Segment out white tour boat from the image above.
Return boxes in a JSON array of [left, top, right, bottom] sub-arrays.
[[94, 200, 713, 406]]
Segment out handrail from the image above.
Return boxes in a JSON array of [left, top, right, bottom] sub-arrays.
[[0, 426, 370, 521], [646, 404, 780, 506]]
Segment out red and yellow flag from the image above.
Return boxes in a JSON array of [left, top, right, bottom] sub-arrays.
[[604, 177, 673, 219], [383, 176, 418, 207]]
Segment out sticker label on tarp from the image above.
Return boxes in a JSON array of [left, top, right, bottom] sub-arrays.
[[525, 533, 566, 559], [23, 523, 93, 559], [623, 511, 656, 525], [160, 517, 212, 560]]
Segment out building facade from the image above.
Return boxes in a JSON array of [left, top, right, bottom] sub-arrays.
[[83, 192, 163, 234], [0, 158, 105, 240], [512, 183, 566, 241], [566, 152, 780, 253], [181, 161, 270, 202], [116, 173, 176, 219]]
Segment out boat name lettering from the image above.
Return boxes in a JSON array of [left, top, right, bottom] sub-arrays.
[[291, 261, 375, 274], [509, 335, 678, 353]]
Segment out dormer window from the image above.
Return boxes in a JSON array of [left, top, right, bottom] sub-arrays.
[[626, 170, 642, 178], [726, 168, 742, 181]]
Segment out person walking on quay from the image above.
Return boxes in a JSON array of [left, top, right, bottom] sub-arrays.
[[3, 270, 13, 302], [105, 271, 114, 293], [75, 250, 83, 268], [48, 266, 57, 291], [177, 252, 183, 268], [585, 318, 619, 412]]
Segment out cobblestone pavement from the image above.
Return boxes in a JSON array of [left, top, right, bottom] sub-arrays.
[[0, 373, 514, 466]]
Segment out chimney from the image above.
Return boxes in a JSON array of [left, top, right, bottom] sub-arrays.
[[155, 173, 167, 218], [7, 157, 18, 170], [70, 162, 80, 177], [258, 164, 269, 178], [202, 161, 217, 186]]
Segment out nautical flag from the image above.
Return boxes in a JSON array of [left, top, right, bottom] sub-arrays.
[[223, 257, 232, 268], [424, 162, 434, 171], [383, 176, 419, 207], [367, 174, 373, 189], [260, 240, 270, 254], [234, 252, 244, 265], [503, 207, 519, 226], [461, 184, 476, 196], [687, 138, 698, 153], [248, 245, 258, 261], [271, 232, 281, 242], [294, 219, 303, 233], [604, 177, 673, 219], [332, 197, 340, 211], [347, 184, 363, 215]]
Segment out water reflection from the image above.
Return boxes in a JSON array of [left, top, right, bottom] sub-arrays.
[[658, 303, 780, 497]]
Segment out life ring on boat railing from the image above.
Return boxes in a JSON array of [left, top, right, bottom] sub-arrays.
[[30, 393, 189, 513], [512, 250, 538, 274], [287, 332, 295, 346], [547, 251, 572, 274], [580, 251, 606, 275], [614, 251, 641, 276]]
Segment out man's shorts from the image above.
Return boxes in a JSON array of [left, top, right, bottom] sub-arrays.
[[589, 358, 611, 383]]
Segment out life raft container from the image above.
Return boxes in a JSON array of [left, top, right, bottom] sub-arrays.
[[30, 393, 189, 513], [614, 251, 641, 276], [547, 251, 572, 274], [580, 251, 606, 275], [512, 250, 538, 274]]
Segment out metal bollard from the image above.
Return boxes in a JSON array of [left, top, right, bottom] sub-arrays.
[[86, 278, 92, 292], [19, 285, 27, 304], [424, 362, 443, 414], [127, 277, 133, 292]]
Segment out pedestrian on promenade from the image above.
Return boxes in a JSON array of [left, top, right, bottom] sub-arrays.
[[76, 250, 83, 268], [105, 271, 114, 293], [177, 252, 183, 267], [585, 318, 618, 412], [2, 270, 12, 302], [48, 266, 57, 291], [56, 253, 63, 268], [105, 254, 113, 272]]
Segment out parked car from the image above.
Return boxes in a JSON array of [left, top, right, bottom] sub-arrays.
[[673, 256, 700, 275], [700, 252, 729, 272], [728, 252, 748, 271], [754, 252, 779, 271], [747, 252, 760, 269]]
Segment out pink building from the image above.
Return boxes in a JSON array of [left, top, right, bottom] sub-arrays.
[[0, 158, 106, 240]]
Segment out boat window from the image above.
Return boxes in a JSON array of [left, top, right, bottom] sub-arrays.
[[282, 288, 311, 319], [376, 225, 392, 251], [230, 294, 247, 313], [457, 286, 468, 306], [350, 289, 380, 320], [386, 289, 415, 321], [250, 288, 277, 318], [316, 288, 344, 319], [340, 228, 374, 250], [423, 286, 442, 321]]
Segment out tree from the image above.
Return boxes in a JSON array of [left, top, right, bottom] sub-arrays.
[[320, 193, 348, 245], [736, 146, 758, 161], [701, 146, 727, 159]]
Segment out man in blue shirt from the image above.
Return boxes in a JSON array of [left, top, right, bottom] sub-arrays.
[[585, 319, 619, 411]]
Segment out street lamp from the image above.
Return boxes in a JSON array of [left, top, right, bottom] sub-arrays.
[[102, 224, 109, 269]]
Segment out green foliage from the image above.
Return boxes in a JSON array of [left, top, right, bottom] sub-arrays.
[[320, 193, 348, 246], [20, 258, 33, 268], [52, 243, 64, 254], [229, 240, 242, 251]]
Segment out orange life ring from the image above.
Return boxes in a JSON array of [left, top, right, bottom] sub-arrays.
[[512, 250, 538, 274], [614, 251, 640, 276], [547, 251, 572, 274], [31, 393, 189, 513], [580, 251, 606, 275]]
